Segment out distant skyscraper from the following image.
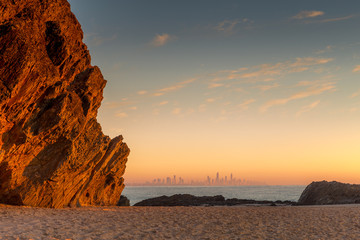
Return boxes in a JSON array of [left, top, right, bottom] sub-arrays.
[[173, 175, 176, 184], [216, 172, 219, 183]]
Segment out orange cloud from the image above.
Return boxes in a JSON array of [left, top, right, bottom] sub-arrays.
[[115, 112, 128, 118], [292, 10, 324, 19], [172, 108, 181, 115], [207, 58, 332, 84], [353, 65, 360, 73], [255, 83, 280, 92], [350, 89, 360, 98], [208, 83, 224, 89], [158, 101, 169, 106], [290, 57, 333, 67], [150, 33, 175, 47], [319, 15, 353, 23], [315, 45, 334, 54], [296, 100, 321, 117], [103, 99, 135, 109], [239, 57, 333, 80], [215, 20, 239, 34], [153, 78, 196, 96], [238, 99, 256, 110], [260, 83, 335, 112]]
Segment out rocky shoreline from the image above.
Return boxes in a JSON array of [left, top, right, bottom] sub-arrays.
[[134, 194, 296, 206], [132, 181, 360, 207]]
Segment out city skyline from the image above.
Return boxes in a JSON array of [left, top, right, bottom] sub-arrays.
[[126, 172, 266, 186]]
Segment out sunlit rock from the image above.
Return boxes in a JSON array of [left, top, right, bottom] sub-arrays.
[[0, 0, 129, 208]]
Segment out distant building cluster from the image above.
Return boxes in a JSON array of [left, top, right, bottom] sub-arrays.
[[206, 172, 250, 186], [127, 172, 263, 186]]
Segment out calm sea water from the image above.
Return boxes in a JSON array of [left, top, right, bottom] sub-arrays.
[[122, 185, 306, 205]]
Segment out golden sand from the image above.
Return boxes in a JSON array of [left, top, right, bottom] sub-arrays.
[[1, 205, 360, 239]]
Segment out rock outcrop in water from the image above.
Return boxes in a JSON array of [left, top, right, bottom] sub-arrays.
[[0, 0, 129, 208], [134, 194, 296, 206], [298, 181, 360, 205]]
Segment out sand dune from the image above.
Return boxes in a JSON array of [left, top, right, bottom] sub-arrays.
[[1, 204, 360, 239]]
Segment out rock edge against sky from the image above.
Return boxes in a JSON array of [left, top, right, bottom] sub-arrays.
[[0, 0, 129, 208]]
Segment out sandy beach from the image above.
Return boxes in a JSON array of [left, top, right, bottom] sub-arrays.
[[1, 204, 360, 239]]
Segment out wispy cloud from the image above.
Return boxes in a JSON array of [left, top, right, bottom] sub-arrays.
[[296, 100, 321, 117], [291, 57, 333, 67], [215, 20, 239, 34], [350, 89, 360, 98], [158, 101, 169, 106], [152, 108, 160, 116], [319, 15, 353, 23], [115, 112, 128, 118], [237, 57, 333, 80], [137, 90, 148, 95], [84, 33, 117, 46], [172, 108, 181, 115], [292, 10, 324, 19], [315, 45, 334, 54], [153, 78, 196, 96], [349, 107, 359, 113], [150, 33, 176, 47], [255, 83, 280, 92], [304, 15, 354, 24], [353, 65, 360, 72], [238, 99, 256, 110], [103, 101, 122, 109], [206, 57, 333, 84], [214, 18, 251, 34], [103, 99, 135, 109], [198, 104, 207, 112], [109, 54, 338, 121], [208, 83, 224, 89], [240, 69, 280, 78], [260, 82, 335, 112]]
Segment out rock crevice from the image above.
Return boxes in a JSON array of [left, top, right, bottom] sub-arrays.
[[0, 0, 129, 208]]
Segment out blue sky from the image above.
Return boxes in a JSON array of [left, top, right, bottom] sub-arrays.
[[68, 0, 360, 184]]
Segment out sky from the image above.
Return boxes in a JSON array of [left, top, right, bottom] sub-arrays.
[[68, 0, 360, 185]]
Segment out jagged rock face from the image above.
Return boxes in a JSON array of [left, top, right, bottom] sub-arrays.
[[298, 181, 360, 205], [0, 0, 130, 208]]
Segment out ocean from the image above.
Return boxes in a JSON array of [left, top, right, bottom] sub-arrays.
[[122, 185, 306, 205]]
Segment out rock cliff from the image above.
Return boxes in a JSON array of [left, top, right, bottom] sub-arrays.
[[298, 181, 360, 205], [0, 0, 129, 208]]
